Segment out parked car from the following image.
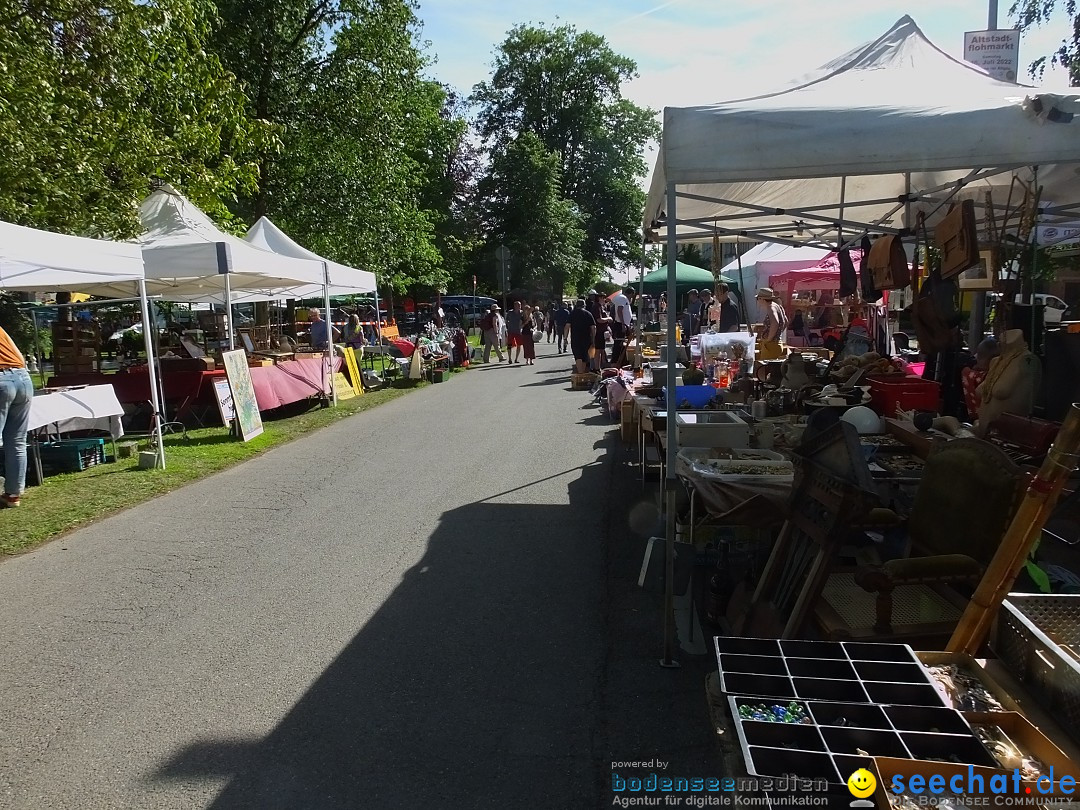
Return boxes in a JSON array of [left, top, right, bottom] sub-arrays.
[[438, 295, 499, 328], [991, 293, 1072, 325]]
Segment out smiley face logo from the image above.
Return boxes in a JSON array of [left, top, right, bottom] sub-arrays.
[[847, 768, 877, 799]]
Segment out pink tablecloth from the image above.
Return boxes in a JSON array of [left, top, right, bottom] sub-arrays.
[[249, 357, 341, 411]]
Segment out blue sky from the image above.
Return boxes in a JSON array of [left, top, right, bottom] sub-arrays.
[[416, 0, 1073, 111], [414, 0, 1073, 280]]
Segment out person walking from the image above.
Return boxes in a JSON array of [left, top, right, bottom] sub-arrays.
[[505, 300, 524, 364], [481, 304, 506, 363], [0, 325, 33, 508], [521, 305, 537, 365], [554, 301, 571, 354], [609, 286, 634, 367], [545, 303, 556, 343]]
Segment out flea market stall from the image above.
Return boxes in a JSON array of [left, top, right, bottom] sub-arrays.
[[47, 188, 352, 425], [0, 219, 166, 470], [633, 15, 1080, 805]]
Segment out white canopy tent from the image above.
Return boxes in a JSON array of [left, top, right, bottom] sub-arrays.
[[644, 15, 1080, 664], [138, 186, 325, 347], [644, 15, 1080, 249], [244, 216, 380, 406], [0, 220, 165, 468], [719, 242, 832, 319]]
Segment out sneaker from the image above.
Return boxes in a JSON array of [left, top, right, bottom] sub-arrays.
[[1, 494, 20, 508]]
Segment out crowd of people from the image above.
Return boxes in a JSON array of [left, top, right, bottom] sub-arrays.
[[471, 283, 793, 372]]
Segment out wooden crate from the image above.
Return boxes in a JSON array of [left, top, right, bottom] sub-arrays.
[[570, 372, 598, 390]]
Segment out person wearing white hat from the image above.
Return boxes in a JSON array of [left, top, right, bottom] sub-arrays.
[[755, 287, 788, 360], [481, 304, 506, 363]]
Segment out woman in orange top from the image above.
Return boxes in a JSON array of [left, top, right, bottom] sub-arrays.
[[0, 325, 32, 507]]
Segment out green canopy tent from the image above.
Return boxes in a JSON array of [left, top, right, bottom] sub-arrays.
[[639, 261, 738, 303]]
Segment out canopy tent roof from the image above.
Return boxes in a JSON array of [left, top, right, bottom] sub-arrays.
[[244, 217, 377, 296], [138, 186, 325, 299], [644, 16, 1080, 249], [0, 220, 146, 297], [719, 242, 832, 293], [640, 261, 733, 289]]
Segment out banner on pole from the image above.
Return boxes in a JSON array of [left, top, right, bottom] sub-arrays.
[[963, 29, 1020, 82]]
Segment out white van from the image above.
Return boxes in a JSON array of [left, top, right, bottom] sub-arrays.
[[1013, 294, 1069, 324]]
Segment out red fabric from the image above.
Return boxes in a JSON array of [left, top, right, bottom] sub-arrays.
[[962, 366, 986, 418], [389, 338, 415, 357], [51, 357, 341, 415], [507, 333, 524, 348]]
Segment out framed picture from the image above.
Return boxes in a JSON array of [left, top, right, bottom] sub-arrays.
[[958, 249, 997, 291], [212, 377, 235, 427], [221, 349, 263, 441], [179, 335, 206, 359], [240, 332, 256, 354]]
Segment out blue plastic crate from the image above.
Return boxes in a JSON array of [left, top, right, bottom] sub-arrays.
[[662, 384, 721, 409]]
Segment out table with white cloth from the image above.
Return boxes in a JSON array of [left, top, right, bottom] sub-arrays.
[[29, 384, 125, 439]]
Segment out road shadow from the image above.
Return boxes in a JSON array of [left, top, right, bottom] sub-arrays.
[[152, 440, 720, 809]]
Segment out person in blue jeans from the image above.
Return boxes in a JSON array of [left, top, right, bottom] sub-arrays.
[[0, 325, 33, 508]]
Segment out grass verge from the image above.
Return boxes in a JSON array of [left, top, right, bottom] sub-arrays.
[[1, 381, 428, 557]]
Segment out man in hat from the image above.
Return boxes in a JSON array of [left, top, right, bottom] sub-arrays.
[[754, 287, 788, 360], [481, 304, 506, 363]]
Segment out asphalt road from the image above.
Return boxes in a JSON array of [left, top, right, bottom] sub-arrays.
[[0, 340, 717, 810]]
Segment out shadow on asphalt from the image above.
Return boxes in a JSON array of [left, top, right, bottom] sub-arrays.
[[153, 437, 720, 809]]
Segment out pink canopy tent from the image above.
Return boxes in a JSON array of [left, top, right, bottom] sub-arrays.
[[769, 250, 865, 311]]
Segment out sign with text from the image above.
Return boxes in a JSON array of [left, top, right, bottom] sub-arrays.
[[964, 29, 1020, 82]]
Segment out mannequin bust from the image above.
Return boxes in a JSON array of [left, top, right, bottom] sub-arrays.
[[974, 329, 1041, 437]]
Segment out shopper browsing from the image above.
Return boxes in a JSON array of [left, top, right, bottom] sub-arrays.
[[0, 326, 32, 508]]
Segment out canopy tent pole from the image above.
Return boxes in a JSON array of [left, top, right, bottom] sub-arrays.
[[323, 261, 336, 406], [635, 259, 644, 369], [735, 237, 748, 331], [30, 308, 44, 388], [223, 273, 235, 351], [661, 181, 680, 670], [138, 278, 166, 469]]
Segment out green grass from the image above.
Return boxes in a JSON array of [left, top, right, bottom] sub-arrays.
[[1, 381, 429, 557]]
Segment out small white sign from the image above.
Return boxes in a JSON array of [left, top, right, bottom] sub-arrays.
[[964, 29, 1021, 82]]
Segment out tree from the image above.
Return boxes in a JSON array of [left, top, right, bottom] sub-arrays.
[[1011, 0, 1080, 84], [0, 0, 267, 237], [478, 133, 587, 295], [678, 244, 707, 268], [471, 23, 659, 270], [209, 0, 459, 292]]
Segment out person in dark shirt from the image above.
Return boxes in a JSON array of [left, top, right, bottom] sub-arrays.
[[715, 284, 741, 333], [554, 301, 572, 354], [567, 299, 596, 374]]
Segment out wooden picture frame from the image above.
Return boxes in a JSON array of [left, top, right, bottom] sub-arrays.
[[957, 249, 997, 291]]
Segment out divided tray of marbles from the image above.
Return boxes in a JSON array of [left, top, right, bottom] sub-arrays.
[[716, 637, 998, 784]]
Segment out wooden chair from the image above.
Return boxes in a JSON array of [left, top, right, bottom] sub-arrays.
[[728, 423, 880, 638], [815, 438, 1024, 643]]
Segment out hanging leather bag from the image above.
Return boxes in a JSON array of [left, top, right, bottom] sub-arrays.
[[934, 199, 979, 280], [911, 215, 959, 353], [867, 233, 911, 291]]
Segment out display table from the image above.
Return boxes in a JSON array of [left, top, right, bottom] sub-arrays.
[[675, 451, 791, 529], [29, 385, 125, 439], [50, 356, 341, 423]]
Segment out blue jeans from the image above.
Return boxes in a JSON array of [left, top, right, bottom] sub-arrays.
[[0, 367, 33, 497]]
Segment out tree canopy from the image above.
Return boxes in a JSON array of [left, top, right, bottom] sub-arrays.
[[471, 23, 659, 291], [1011, 0, 1080, 83], [0, 0, 267, 236]]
